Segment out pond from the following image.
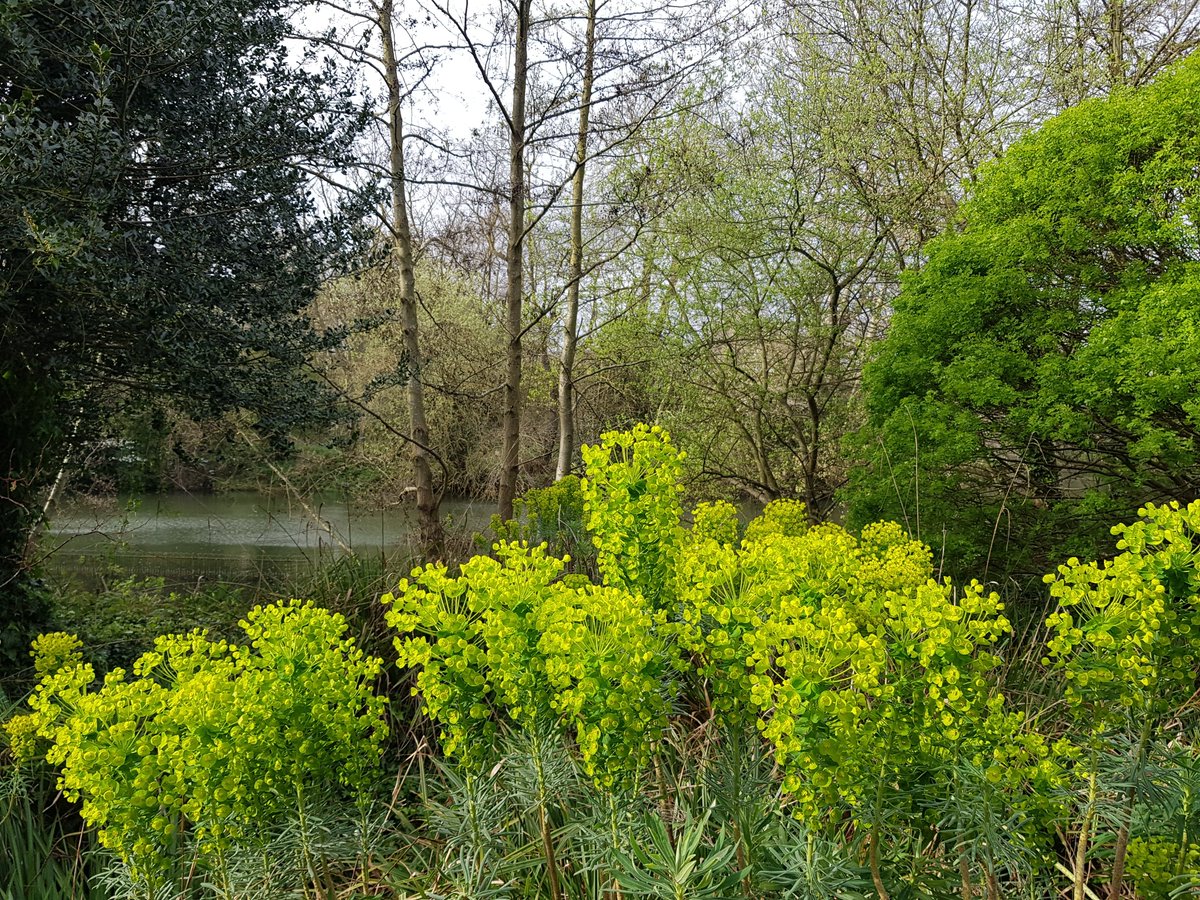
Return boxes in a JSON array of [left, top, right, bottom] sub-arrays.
[[39, 492, 493, 589]]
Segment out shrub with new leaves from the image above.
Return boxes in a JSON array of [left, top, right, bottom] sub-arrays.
[[384, 541, 671, 788], [581, 423, 685, 607], [746, 573, 1012, 822], [1042, 501, 1200, 899], [4, 601, 388, 885], [542, 583, 673, 787], [674, 519, 934, 730], [384, 542, 561, 765], [742, 498, 809, 541], [689, 500, 740, 547], [488, 474, 595, 574]]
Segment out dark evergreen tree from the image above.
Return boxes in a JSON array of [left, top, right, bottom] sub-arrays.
[[0, 0, 366, 669]]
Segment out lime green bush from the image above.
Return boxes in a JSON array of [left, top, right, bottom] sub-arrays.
[[581, 423, 686, 608], [1043, 500, 1200, 898], [674, 515, 1028, 825], [1044, 500, 1200, 726], [671, 499, 1064, 896], [673, 520, 932, 729], [4, 600, 387, 886], [487, 474, 595, 573], [1127, 836, 1200, 898], [688, 499, 740, 546], [380, 427, 1200, 898], [742, 498, 809, 541], [388, 427, 691, 789], [384, 541, 672, 788]]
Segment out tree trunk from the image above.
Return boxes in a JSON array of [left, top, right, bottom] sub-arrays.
[[1109, 0, 1125, 88], [498, 0, 531, 521], [555, 0, 596, 481], [381, 0, 443, 557]]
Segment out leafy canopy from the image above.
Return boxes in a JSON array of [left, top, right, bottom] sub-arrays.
[[848, 54, 1200, 576]]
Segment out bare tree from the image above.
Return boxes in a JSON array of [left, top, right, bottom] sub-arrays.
[[379, 0, 445, 554], [420, 0, 735, 514], [554, 0, 596, 480]]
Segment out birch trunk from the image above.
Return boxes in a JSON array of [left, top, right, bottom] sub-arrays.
[[381, 0, 443, 556], [555, 0, 596, 480], [498, 0, 531, 521]]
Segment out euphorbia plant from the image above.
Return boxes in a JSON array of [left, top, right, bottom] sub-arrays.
[[385, 539, 673, 900], [384, 541, 672, 786], [1043, 500, 1200, 900], [581, 423, 686, 609], [4, 601, 388, 890], [675, 509, 1043, 898]]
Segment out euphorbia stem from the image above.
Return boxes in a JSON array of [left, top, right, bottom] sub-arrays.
[[1074, 761, 1099, 900], [985, 868, 1001, 900], [541, 803, 563, 900], [1109, 724, 1152, 900], [869, 767, 890, 900], [532, 738, 563, 900], [655, 751, 675, 848], [1107, 793, 1136, 900], [730, 728, 751, 897], [959, 850, 973, 900], [869, 824, 890, 900]]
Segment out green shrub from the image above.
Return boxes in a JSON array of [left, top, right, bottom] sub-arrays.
[[4, 600, 387, 889], [487, 475, 595, 574]]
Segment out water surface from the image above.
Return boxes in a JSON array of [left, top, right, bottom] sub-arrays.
[[42, 492, 490, 588]]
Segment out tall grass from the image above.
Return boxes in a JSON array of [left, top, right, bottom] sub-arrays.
[[0, 763, 106, 900]]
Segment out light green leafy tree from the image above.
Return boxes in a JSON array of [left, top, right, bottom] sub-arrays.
[[849, 55, 1200, 578]]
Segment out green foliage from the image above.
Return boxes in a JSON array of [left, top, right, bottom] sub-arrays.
[[635, 74, 889, 519], [675, 514, 1047, 833], [689, 500, 740, 546], [387, 427, 1090, 897], [390, 426, 693, 788], [27, 632, 84, 678], [4, 600, 387, 887], [1044, 501, 1200, 727], [384, 541, 672, 788], [748, 561, 1013, 824], [581, 423, 686, 608], [0, 769, 106, 900], [487, 475, 596, 574], [48, 574, 250, 675], [1127, 836, 1200, 898], [0, 576, 53, 683], [849, 54, 1200, 577], [611, 810, 745, 900], [674, 520, 931, 729], [0, 0, 368, 660], [742, 499, 809, 541], [23, 427, 1198, 896]]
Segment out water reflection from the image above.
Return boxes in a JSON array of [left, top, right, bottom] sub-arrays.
[[42, 492, 491, 588]]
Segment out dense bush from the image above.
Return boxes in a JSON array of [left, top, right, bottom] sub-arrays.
[[4, 601, 387, 890], [849, 54, 1200, 579], [486, 474, 596, 574]]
